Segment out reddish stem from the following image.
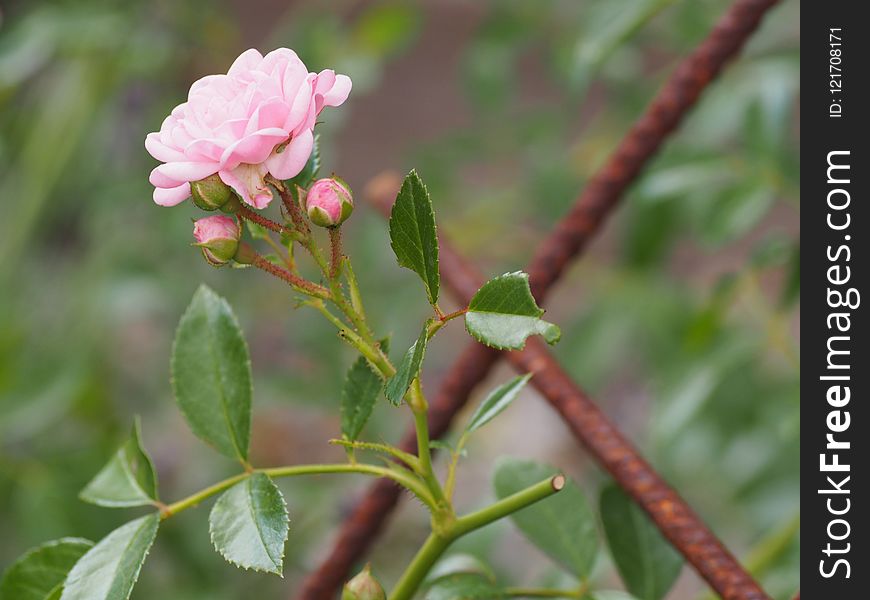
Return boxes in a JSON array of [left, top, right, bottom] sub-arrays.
[[236, 205, 287, 235], [251, 254, 330, 299]]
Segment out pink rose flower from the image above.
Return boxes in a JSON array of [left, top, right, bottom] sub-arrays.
[[146, 48, 351, 209], [193, 215, 241, 266]]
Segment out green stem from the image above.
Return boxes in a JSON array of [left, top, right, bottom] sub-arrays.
[[389, 475, 565, 600], [451, 475, 564, 537], [161, 472, 249, 519], [309, 300, 394, 376], [330, 439, 422, 474], [262, 233, 295, 272], [390, 533, 451, 600], [443, 432, 469, 501], [344, 258, 368, 324], [409, 381, 448, 510], [162, 463, 435, 520]]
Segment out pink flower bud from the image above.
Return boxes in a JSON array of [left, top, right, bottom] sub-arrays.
[[193, 215, 241, 266], [342, 565, 386, 600], [305, 177, 353, 228]]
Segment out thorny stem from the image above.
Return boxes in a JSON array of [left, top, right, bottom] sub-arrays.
[[161, 463, 435, 520], [236, 205, 288, 235], [251, 253, 330, 299], [389, 476, 565, 600], [329, 439, 422, 474], [439, 307, 468, 322], [329, 227, 343, 279], [272, 178, 309, 234]]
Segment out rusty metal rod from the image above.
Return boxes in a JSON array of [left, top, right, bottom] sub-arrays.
[[295, 0, 781, 597]]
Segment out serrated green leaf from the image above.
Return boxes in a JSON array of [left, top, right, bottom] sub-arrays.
[[465, 272, 560, 350], [384, 324, 429, 406], [389, 170, 440, 304], [424, 573, 505, 600], [209, 473, 289, 575], [465, 374, 531, 434], [79, 417, 158, 507], [287, 135, 320, 189], [494, 458, 597, 578], [61, 514, 159, 600], [0, 538, 93, 600], [171, 285, 252, 462], [341, 338, 389, 441], [600, 484, 682, 600]]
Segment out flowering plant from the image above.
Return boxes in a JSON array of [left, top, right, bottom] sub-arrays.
[[0, 48, 688, 600]]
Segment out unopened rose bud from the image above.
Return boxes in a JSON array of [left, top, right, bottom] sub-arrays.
[[193, 215, 241, 266], [305, 177, 353, 228], [191, 174, 233, 211], [342, 564, 386, 600]]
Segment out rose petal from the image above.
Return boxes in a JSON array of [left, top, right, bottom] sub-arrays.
[[153, 182, 191, 206], [145, 133, 186, 162], [227, 49, 264, 77], [219, 128, 288, 169], [218, 163, 273, 209], [265, 128, 314, 180], [153, 161, 218, 183], [321, 74, 352, 108], [149, 165, 183, 188]]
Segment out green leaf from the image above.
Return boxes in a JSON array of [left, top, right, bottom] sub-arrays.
[[493, 458, 597, 578], [172, 285, 252, 462], [424, 554, 496, 588], [245, 220, 271, 241], [384, 324, 429, 406], [590, 592, 642, 600], [465, 272, 561, 350], [465, 374, 531, 434], [0, 538, 93, 600], [341, 338, 389, 441], [79, 417, 158, 507], [287, 134, 320, 189], [209, 473, 289, 575], [429, 440, 466, 457], [389, 170, 440, 304], [424, 573, 505, 600], [61, 514, 159, 600], [599, 484, 682, 600]]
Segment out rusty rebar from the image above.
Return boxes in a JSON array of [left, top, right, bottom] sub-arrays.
[[528, 0, 782, 303], [296, 0, 781, 597]]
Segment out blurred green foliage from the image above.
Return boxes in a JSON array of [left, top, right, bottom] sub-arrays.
[[0, 0, 798, 598]]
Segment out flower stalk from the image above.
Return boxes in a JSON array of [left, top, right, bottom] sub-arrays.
[[389, 475, 566, 600]]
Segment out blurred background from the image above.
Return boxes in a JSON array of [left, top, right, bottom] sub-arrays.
[[0, 1, 799, 598]]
